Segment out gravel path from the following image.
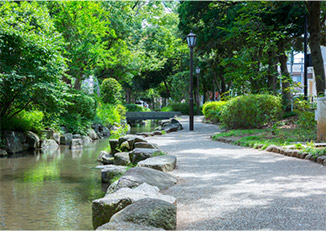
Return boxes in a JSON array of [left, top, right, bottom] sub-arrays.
[[148, 116, 326, 230]]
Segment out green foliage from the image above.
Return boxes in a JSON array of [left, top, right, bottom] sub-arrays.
[[293, 98, 316, 131], [64, 90, 97, 120], [60, 114, 91, 135], [161, 106, 172, 112], [124, 104, 150, 112], [0, 2, 67, 120], [1, 110, 44, 133], [170, 102, 202, 115], [59, 90, 97, 135], [202, 101, 227, 123], [95, 103, 126, 127], [221, 94, 283, 129], [100, 78, 123, 105]]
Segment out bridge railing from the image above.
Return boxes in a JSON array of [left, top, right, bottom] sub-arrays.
[[126, 111, 181, 121]]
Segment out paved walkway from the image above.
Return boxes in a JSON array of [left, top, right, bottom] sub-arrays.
[[148, 116, 326, 230]]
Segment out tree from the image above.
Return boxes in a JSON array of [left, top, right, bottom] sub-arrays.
[[306, 1, 326, 95], [0, 2, 67, 119], [48, 1, 112, 89]]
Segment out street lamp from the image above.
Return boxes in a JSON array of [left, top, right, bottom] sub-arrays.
[[196, 66, 200, 115], [186, 32, 196, 131]]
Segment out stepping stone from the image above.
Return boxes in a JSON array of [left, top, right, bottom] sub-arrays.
[[114, 152, 130, 166], [106, 198, 176, 230], [129, 148, 161, 165], [137, 155, 176, 172], [92, 183, 176, 229], [101, 165, 128, 184], [107, 167, 177, 193]]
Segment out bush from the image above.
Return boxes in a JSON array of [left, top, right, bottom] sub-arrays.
[[94, 103, 126, 127], [170, 102, 202, 115], [293, 98, 316, 131], [221, 94, 282, 129], [161, 106, 172, 112], [202, 101, 227, 123], [60, 90, 97, 135], [1, 110, 44, 133], [64, 90, 97, 120], [100, 78, 122, 105], [124, 104, 150, 112]]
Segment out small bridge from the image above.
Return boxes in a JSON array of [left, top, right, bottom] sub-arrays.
[[126, 111, 181, 121]]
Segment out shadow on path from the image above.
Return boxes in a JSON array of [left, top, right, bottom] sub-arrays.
[[148, 116, 326, 230]]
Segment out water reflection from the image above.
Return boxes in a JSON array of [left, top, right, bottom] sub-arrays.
[[129, 120, 160, 134], [0, 139, 108, 230]]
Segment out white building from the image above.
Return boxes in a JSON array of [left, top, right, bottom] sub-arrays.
[[287, 46, 326, 100]]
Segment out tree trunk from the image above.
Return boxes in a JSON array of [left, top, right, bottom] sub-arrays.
[[267, 50, 278, 95], [307, 1, 326, 95], [278, 40, 292, 111], [74, 78, 81, 90]]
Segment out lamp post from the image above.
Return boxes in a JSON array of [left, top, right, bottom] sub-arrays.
[[186, 32, 197, 131], [196, 66, 200, 115]]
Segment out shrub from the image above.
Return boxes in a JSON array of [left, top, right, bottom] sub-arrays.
[[94, 103, 126, 127], [100, 78, 122, 105], [60, 90, 97, 135], [1, 110, 44, 133], [124, 104, 150, 112], [293, 98, 316, 131], [161, 106, 172, 112], [220, 94, 282, 129], [64, 90, 97, 120], [202, 101, 227, 123], [170, 102, 202, 115]]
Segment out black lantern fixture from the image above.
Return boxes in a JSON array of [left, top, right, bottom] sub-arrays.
[[186, 32, 197, 48], [196, 66, 200, 115], [186, 32, 197, 131]]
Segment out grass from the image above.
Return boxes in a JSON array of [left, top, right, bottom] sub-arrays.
[[212, 127, 325, 156]]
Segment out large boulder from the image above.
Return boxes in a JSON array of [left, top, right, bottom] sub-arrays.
[[136, 132, 152, 137], [107, 167, 177, 193], [69, 138, 83, 149], [134, 142, 158, 149], [107, 198, 176, 230], [114, 152, 131, 166], [96, 221, 164, 230], [81, 135, 92, 144], [101, 126, 111, 137], [129, 148, 161, 165], [119, 141, 131, 152], [60, 133, 72, 145], [101, 165, 128, 184], [151, 131, 162, 136], [162, 118, 183, 131], [0, 149, 8, 157], [72, 134, 81, 139], [93, 183, 176, 229], [102, 154, 115, 165], [137, 155, 176, 172], [26, 131, 40, 149], [97, 151, 114, 164], [40, 139, 59, 150], [87, 128, 99, 140], [2, 131, 28, 153], [118, 135, 147, 150], [109, 139, 119, 154]]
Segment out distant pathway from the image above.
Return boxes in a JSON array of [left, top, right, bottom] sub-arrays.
[[148, 116, 326, 230]]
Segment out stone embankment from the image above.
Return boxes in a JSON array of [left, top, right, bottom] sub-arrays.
[[0, 122, 125, 156], [92, 118, 182, 230], [215, 136, 326, 167]]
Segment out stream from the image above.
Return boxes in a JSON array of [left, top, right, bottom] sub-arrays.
[[0, 120, 158, 230]]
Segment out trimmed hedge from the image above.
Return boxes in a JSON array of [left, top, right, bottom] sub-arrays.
[[221, 94, 282, 129], [202, 101, 227, 123], [100, 78, 122, 105], [124, 104, 150, 112]]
